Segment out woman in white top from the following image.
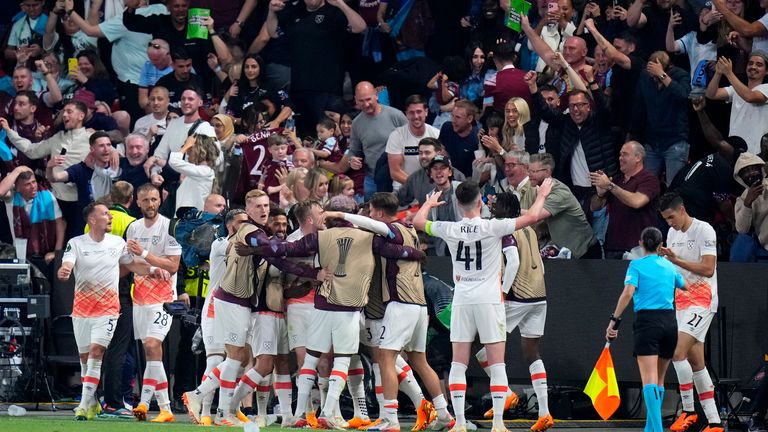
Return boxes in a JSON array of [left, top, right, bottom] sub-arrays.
[[482, 97, 534, 153], [169, 129, 220, 215]]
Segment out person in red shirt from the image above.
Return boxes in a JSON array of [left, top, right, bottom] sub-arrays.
[[483, 39, 532, 113]]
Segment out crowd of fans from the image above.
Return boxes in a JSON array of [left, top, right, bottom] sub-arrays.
[[1, 0, 768, 414]]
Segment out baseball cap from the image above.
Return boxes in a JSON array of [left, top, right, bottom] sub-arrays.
[[428, 154, 452, 170], [192, 122, 216, 138]]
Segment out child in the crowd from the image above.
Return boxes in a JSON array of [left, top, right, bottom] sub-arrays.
[[259, 134, 294, 203], [473, 111, 504, 185], [169, 125, 220, 214], [328, 174, 355, 200], [311, 117, 340, 160]]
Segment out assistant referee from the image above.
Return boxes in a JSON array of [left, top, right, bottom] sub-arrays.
[[606, 227, 688, 432]]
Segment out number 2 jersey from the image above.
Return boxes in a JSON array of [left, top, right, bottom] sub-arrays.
[[62, 233, 133, 318], [666, 218, 718, 312], [425, 217, 517, 306]]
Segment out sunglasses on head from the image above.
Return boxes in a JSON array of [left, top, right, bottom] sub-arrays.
[[148, 42, 162, 49]]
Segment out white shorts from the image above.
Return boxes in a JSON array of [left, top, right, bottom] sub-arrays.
[[450, 303, 506, 344], [676, 307, 715, 343], [505, 301, 547, 338], [360, 317, 384, 348], [72, 316, 118, 354], [201, 296, 224, 354], [286, 302, 314, 350], [133, 304, 172, 342], [379, 303, 428, 353], [307, 310, 361, 355], [249, 312, 290, 357], [213, 298, 252, 348]]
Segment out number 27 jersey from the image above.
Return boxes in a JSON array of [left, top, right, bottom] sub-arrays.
[[426, 217, 517, 306]]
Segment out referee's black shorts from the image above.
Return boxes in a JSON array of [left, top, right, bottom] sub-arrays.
[[633, 310, 677, 358]]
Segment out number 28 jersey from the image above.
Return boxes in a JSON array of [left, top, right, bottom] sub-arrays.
[[425, 217, 517, 306]]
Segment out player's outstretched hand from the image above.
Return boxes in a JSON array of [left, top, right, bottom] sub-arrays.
[[425, 190, 446, 208]]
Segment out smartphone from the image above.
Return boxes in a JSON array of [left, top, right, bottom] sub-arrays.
[[67, 58, 78, 75], [59, 148, 67, 156], [547, 0, 560, 16]]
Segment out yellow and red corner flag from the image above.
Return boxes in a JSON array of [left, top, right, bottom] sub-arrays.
[[583, 343, 621, 420]]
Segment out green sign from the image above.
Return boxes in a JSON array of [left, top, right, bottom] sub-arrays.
[[504, 0, 532, 32], [187, 8, 211, 40]]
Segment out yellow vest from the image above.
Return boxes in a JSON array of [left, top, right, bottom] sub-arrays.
[[184, 262, 210, 298], [85, 205, 135, 238]]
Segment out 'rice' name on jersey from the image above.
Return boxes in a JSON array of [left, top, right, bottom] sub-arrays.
[[425, 217, 518, 306]]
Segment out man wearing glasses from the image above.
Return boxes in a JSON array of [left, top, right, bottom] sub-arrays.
[[5, 0, 45, 63], [495, 151, 536, 210], [525, 71, 618, 205], [528, 153, 603, 259]]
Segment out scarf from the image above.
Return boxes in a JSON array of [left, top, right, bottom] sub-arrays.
[[12, 190, 57, 257]]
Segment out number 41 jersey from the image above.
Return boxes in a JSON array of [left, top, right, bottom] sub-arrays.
[[425, 217, 517, 306]]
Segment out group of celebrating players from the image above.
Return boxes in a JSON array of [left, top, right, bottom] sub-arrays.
[[60, 178, 724, 432]]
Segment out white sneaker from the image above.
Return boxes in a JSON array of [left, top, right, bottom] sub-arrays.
[[248, 415, 268, 427], [429, 415, 456, 431], [366, 418, 401, 431], [281, 415, 299, 428], [215, 410, 244, 427], [182, 391, 203, 424], [317, 415, 349, 430]]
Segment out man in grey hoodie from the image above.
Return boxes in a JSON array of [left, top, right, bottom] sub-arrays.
[[731, 152, 768, 262]]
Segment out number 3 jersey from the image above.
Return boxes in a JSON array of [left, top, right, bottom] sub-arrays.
[[425, 217, 517, 305], [62, 233, 133, 318], [666, 218, 718, 312]]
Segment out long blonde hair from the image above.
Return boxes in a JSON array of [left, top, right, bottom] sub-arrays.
[[190, 135, 220, 168], [501, 97, 531, 151], [285, 167, 309, 204]]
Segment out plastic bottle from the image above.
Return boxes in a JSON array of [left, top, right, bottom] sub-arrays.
[[7, 405, 26, 416], [244, 421, 260, 432]]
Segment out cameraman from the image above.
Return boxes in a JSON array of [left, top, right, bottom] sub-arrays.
[[171, 194, 226, 412]]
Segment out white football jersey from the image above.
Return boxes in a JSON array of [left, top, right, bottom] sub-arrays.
[[62, 233, 132, 318], [427, 217, 517, 305], [666, 218, 718, 312], [126, 216, 182, 305]]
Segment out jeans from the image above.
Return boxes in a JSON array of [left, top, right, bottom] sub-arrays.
[[591, 207, 609, 247], [262, 63, 291, 93], [730, 233, 768, 262], [644, 140, 689, 186], [364, 175, 378, 201]]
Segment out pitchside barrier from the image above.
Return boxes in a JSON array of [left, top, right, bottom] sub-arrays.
[[423, 258, 768, 387], [48, 257, 767, 397]]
